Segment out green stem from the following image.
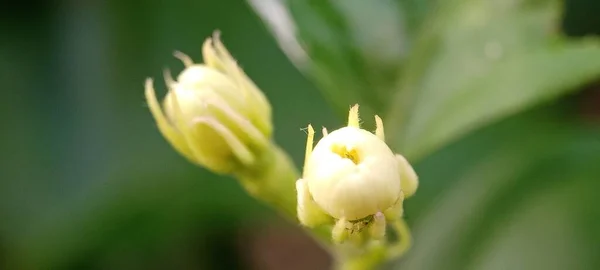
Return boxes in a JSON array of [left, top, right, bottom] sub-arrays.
[[237, 144, 298, 218], [335, 219, 413, 270], [334, 245, 387, 270], [236, 144, 331, 244]]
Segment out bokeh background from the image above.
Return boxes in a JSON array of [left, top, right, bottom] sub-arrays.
[[1, 0, 599, 270]]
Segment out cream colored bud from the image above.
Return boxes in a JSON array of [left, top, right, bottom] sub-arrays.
[[145, 32, 272, 174], [297, 105, 419, 224], [304, 126, 401, 220], [297, 104, 418, 246]]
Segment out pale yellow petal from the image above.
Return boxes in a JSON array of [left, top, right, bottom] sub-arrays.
[[395, 154, 419, 198], [375, 115, 385, 141], [173, 51, 194, 67], [348, 104, 360, 128], [296, 178, 330, 227], [208, 95, 269, 149], [303, 124, 315, 176], [193, 116, 255, 168], [144, 78, 195, 162]]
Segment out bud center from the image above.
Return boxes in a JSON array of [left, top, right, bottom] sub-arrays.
[[331, 144, 361, 165]]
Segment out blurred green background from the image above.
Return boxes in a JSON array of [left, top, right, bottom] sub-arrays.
[[1, 0, 337, 269], [1, 0, 599, 270]]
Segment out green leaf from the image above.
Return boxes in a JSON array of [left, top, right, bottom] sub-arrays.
[[252, 0, 600, 160], [384, 0, 600, 160], [248, 0, 415, 120], [393, 107, 600, 270]]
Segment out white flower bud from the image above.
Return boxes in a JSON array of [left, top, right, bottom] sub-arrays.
[[304, 126, 400, 220], [145, 32, 272, 174], [296, 104, 418, 244]]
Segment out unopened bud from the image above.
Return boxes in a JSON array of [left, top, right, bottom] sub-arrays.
[[296, 104, 419, 244], [303, 105, 401, 221], [145, 32, 272, 174]]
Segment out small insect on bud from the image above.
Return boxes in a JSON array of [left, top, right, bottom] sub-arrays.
[[145, 32, 273, 174], [296, 104, 418, 244]]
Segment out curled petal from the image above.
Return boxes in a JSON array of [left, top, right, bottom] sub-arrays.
[[207, 95, 269, 149], [296, 178, 330, 227], [144, 78, 195, 162], [396, 154, 419, 198], [193, 116, 255, 168], [173, 51, 194, 67], [202, 32, 272, 131], [386, 219, 412, 259]]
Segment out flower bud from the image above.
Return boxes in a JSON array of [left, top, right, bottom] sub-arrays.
[[304, 126, 400, 220], [296, 104, 418, 244], [145, 32, 272, 174]]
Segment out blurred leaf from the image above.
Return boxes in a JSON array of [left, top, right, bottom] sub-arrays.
[[392, 106, 600, 270], [248, 0, 416, 120], [252, 0, 600, 160], [250, 2, 600, 270], [384, 0, 600, 160]]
